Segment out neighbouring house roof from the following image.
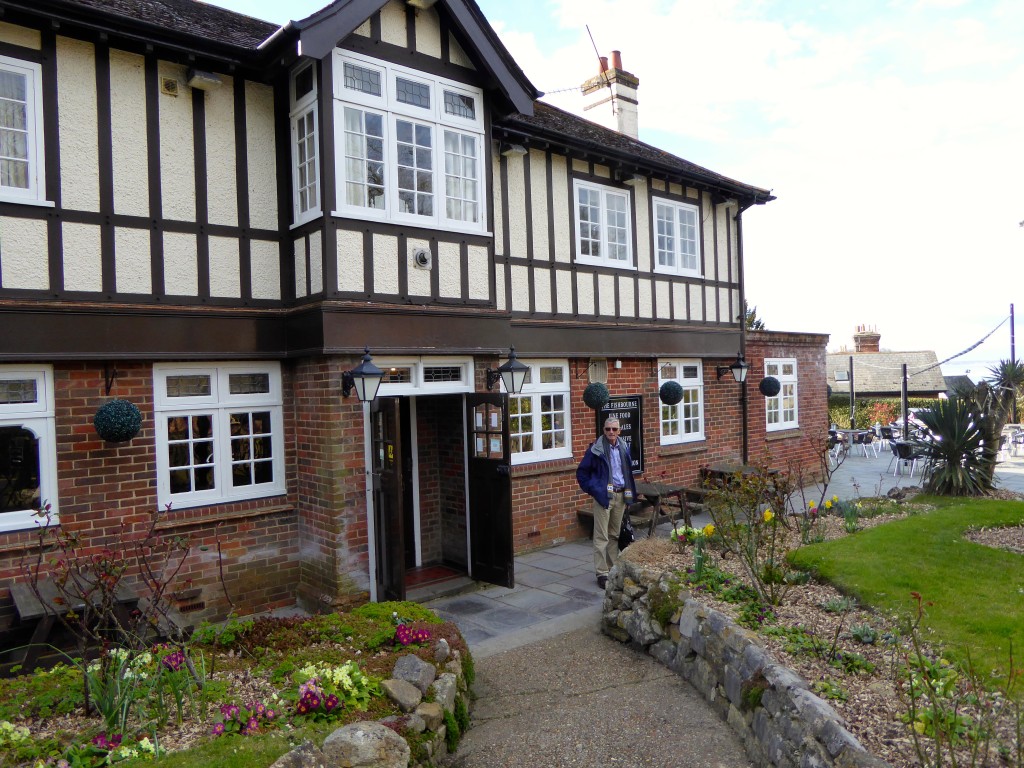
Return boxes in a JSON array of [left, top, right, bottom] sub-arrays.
[[826, 351, 947, 396], [943, 375, 975, 396]]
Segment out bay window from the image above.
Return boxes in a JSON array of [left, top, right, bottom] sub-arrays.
[[333, 51, 484, 233]]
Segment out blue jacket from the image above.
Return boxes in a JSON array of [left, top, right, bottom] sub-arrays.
[[576, 436, 638, 508]]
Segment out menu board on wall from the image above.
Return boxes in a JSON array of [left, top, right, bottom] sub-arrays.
[[596, 395, 644, 474]]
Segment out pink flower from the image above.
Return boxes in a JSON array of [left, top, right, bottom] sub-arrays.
[[211, 722, 225, 737]]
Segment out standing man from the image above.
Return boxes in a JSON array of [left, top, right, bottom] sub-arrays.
[[576, 416, 638, 589]]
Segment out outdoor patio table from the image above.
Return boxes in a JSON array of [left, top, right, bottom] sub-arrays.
[[633, 480, 686, 537], [833, 428, 871, 457]]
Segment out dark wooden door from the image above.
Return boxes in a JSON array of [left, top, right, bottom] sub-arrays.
[[465, 393, 514, 588], [372, 397, 405, 601]]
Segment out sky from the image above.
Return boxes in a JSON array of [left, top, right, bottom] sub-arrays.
[[208, 0, 1024, 381]]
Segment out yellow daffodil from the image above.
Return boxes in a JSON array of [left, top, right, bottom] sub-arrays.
[[702, 524, 715, 537], [807, 500, 816, 509], [832, 495, 839, 504], [763, 509, 774, 523], [824, 500, 832, 510]]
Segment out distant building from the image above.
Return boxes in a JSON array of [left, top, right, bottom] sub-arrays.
[[827, 326, 946, 398]]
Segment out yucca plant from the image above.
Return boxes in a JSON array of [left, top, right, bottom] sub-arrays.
[[912, 399, 986, 495]]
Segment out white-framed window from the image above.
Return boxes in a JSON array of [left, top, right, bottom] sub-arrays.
[[573, 179, 632, 268], [154, 363, 285, 510], [653, 198, 700, 275], [0, 365, 57, 532], [0, 56, 47, 204], [373, 356, 474, 396], [507, 360, 571, 465], [659, 359, 704, 445], [333, 51, 485, 233], [290, 62, 320, 226], [765, 358, 798, 431]]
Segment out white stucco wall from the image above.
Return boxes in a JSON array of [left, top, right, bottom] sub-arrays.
[[414, 7, 442, 58], [618, 275, 635, 318], [510, 264, 529, 312], [163, 232, 198, 296], [114, 228, 151, 294], [62, 222, 102, 292], [655, 280, 670, 321], [438, 241, 460, 298], [246, 82, 278, 230], [689, 284, 703, 320], [293, 237, 307, 298], [337, 229, 364, 294], [637, 278, 653, 318], [551, 155, 570, 263], [506, 156, 527, 258], [250, 240, 280, 300], [491, 156, 504, 248], [208, 235, 240, 297], [576, 273, 595, 316], [373, 233, 399, 295], [468, 245, 488, 300], [673, 282, 686, 320], [494, 263, 506, 310], [529, 150, 548, 260], [0, 22, 40, 49], [380, 0, 407, 47], [309, 230, 323, 294], [533, 268, 551, 313], [407, 237, 431, 297], [158, 62, 196, 222], [597, 273, 615, 316], [110, 50, 149, 217], [57, 37, 100, 212], [205, 76, 238, 227], [0, 217, 48, 289], [635, 184, 651, 273], [448, 35, 473, 69], [556, 270, 572, 315]]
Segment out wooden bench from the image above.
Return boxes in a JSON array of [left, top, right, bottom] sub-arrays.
[[8, 580, 138, 671]]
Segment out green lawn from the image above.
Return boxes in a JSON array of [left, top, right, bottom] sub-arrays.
[[788, 498, 1024, 678]]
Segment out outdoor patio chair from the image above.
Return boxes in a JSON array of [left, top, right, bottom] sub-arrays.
[[878, 426, 894, 450], [890, 441, 920, 477], [854, 431, 879, 458]]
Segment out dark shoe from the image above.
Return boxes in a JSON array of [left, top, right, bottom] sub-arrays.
[[597, 575, 608, 589]]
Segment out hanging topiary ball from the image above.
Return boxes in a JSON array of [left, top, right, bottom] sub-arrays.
[[93, 399, 143, 443], [758, 376, 781, 398], [582, 382, 610, 410], [659, 381, 684, 406]]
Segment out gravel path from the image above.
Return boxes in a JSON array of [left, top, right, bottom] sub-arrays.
[[443, 623, 754, 768]]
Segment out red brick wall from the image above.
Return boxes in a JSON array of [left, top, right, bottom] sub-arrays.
[[0, 362, 300, 633], [506, 332, 828, 553]]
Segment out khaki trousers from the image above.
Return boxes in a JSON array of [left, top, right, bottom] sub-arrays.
[[592, 490, 626, 577]]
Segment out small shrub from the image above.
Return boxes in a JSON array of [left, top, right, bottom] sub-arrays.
[[832, 651, 875, 675], [821, 596, 858, 614], [454, 695, 470, 733], [850, 624, 879, 644], [813, 678, 849, 702]]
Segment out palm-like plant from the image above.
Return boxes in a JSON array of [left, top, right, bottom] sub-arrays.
[[913, 399, 986, 496]]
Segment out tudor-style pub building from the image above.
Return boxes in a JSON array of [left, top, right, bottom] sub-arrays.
[[0, 0, 826, 629]]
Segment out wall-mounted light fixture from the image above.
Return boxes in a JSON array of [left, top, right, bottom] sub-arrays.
[[716, 353, 749, 383], [500, 143, 528, 157], [341, 348, 385, 403], [186, 69, 223, 91], [486, 346, 530, 395]]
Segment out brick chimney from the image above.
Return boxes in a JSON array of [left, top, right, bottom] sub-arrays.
[[580, 50, 640, 138], [853, 324, 881, 353]]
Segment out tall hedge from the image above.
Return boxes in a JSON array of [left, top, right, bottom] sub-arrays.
[[827, 396, 939, 429]]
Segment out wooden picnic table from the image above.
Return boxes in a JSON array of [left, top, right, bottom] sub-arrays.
[[8, 579, 138, 671]]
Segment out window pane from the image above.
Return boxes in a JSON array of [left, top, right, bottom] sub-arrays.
[[0, 425, 40, 513], [382, 366, 413, 384], [294, 65, 315, 100], [229, 373, 270, 395], [0, 379, 37, 404], [166, 375, 211, 398], [343, 62, 380, 96], [538, 366, 564, 384], [0, 70, 27, 102], [443, 90, 476, 119], [396, 77, 431, 108]]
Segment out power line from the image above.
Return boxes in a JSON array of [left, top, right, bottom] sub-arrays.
[[912, 315, 1009, 377]]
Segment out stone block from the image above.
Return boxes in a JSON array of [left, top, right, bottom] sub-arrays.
[[649, 639, 677, 666], [393, 653, 437, 694], [268, 740, 325, 768], [416, 701, 444, 731], [381, 678, 422, 712], [432, 672, 458, 712], [322, 721, 410, 768]]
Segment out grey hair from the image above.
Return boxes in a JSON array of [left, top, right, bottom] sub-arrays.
[[603, 417, 620, 429]]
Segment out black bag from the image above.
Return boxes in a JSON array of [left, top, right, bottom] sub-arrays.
[[618, 513, 636, 550]]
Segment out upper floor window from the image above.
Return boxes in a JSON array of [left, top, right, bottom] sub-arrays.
[[333, 51, 485, 233], [290, 63, 320, 226], [0, 56, 46, 204], [573, 179, 632, 268], [508, 360, 571, 465], [154, 363, 285, 510], [0, 365, 57, 532], [659, 360, 703, 444], [765, 358, 798, 431], [653, 198, 700, 276]]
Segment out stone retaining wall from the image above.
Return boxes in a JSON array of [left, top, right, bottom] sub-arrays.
[[602, 557, 891, 768]]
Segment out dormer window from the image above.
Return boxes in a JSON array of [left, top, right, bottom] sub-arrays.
[[333, 51, 485, 233], [289, 62, 320, 226]]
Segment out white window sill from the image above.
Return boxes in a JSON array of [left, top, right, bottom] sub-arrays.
[[158, 484, 287, 512], [331, 209, 490, 237], [574, 256, 636, 271], [511, 448, 573, 466], [0, 194, 54, 208], [653, 267, 703, 279], [290, 210, 323, 230], [660, 434, 705, 447]]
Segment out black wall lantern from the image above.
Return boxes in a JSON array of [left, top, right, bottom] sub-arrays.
[[341, 348, 385, 403], [486, 346, 529, 395], [716, 353, 749, 383]]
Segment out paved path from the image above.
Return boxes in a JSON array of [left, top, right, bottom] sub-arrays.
[[442, 623, 754, 768]]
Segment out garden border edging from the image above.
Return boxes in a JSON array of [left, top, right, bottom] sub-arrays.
[[603, 556, 892, 768]]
